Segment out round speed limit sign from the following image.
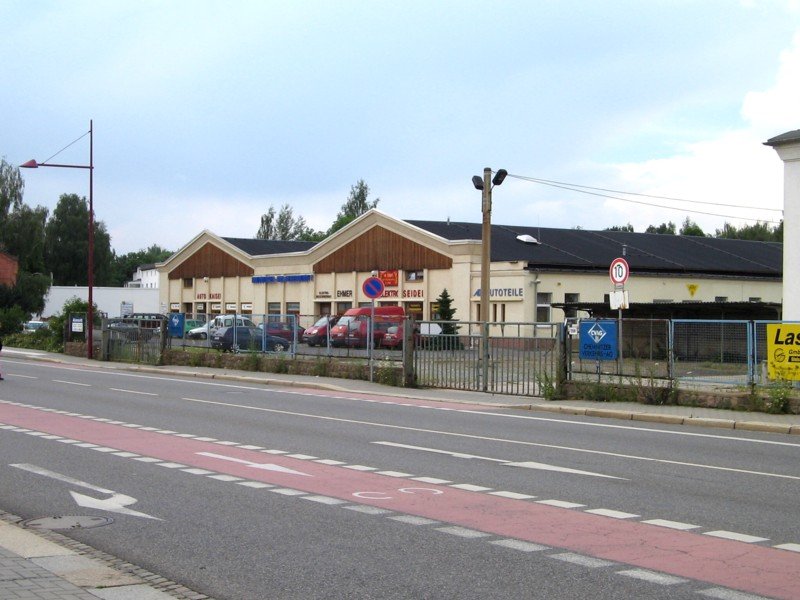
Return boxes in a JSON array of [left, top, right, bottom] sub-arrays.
[[609, 257, 630, 285]]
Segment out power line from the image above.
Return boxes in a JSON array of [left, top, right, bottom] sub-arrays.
[[509, 174, 783, 224]]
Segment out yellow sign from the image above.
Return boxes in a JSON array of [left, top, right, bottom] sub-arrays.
[[766, 324, 800, 381]]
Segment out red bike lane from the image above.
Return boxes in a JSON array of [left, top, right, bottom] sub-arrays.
[[2, 401, 799, 600]]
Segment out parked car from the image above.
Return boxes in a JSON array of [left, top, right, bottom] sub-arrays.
[[188, 315, 256, 340], [210, 326, 289, 353], [258, 321, 301, 342], [380, 324, 403, 349], [23, 320, 48, 334], [329, 306, 404, 348], [302, 315, 339, 346], [108, 313, 166, 340]]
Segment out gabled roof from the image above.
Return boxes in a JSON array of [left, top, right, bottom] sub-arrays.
[[765, 129, 800, 147], [406, 220, 782, 278]]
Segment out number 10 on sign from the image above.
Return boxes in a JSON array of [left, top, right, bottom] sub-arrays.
[[609, 257, 629, 286]]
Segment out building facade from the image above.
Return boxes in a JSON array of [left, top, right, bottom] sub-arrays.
[[157, 210, 783, 327]]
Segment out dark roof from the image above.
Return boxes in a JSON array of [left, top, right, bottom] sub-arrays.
[[222, 237, 317, 256], [765, 129, 800, 147], [406, 220, 782, 278]]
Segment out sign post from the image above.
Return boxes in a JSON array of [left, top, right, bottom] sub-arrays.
[[362, 277, 385, 382], [609, 258, 630, 379]]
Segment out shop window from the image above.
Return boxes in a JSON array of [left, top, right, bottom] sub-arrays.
[[268, 302, 281, 322], [336, 301, 352, 315], [183, 278, 193, 288], [405, 270, 424, 282], [286, 302, 300, 317], [430, 302, 440, 319]]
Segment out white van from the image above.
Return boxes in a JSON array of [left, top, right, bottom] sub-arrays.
[[187, 315, 256, 339]]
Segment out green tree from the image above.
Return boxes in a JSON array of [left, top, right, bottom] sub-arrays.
[[3, 204, 48, 273], [110, 244, 173, 287], [645, 221, 676, 235], [328, 179, 379, 235], [434, 289, 458, 333], [605, 223, 634, 232], [715, 221, 783, 242], [257, 204, 323, 241], [679, 217, 705, 237], [44, 193, 113, 286], [0, 157, 24, 229]]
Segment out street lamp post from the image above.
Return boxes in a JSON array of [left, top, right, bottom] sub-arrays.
[[21, 120, 95, 359], [472, 167, 507, 392]]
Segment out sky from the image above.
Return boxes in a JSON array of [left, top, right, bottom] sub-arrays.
[[2, 0, 799, 255]]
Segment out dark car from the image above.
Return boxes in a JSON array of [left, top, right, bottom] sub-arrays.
[[259, 321, 302, 342], [210, 326, 290, 353], [302, 315, 339, 346]]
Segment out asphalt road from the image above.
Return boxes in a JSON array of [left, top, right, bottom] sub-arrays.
[[1, 358, 799, 599]]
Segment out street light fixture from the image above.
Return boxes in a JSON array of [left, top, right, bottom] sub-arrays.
[[21, 120, 95, 359], [472, 167, 507, 392]]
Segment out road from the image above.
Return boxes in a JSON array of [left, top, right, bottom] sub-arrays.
[[1, 357, 799, 599]]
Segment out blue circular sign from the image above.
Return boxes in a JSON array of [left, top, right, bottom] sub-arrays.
[[362, 277, 385, 299]]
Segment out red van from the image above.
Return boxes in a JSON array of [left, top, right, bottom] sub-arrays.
[[329, 306, 405, 348]]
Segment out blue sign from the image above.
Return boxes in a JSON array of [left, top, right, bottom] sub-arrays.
[[168, 313, 185, 338], [579, 320, 619, 360], [362, 277, 385, 299]]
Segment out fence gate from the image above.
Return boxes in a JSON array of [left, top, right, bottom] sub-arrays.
[[412, 321, 562, 396], [104, 317, 166, 365]]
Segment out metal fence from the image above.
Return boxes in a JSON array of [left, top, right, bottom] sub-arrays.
[[412, 321, 563, 396], [104, 316, 166, 365], [670, 320, 751, 387]]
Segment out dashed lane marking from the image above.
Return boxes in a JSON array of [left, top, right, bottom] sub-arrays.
[[550, 553, 616, 568], [617, 569, 688, 585]]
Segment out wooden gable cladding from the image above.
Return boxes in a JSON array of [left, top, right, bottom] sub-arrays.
[[313, 225, 452, 273], [168, 242, 254, 280]]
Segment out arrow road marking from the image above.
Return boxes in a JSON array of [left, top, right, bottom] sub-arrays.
[[196, 452, 312, 476], [373, 442, 626, 480], [11, 463, 160, 519]]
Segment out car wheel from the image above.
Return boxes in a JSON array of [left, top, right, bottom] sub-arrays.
[[274, 342, 287, 352]]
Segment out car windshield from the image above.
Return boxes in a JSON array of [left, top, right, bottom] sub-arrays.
[[336, 316, 355, 327], [312, 316, 330, 327]]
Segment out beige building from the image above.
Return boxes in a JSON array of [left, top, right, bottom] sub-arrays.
[[157, 210, 782, 327]]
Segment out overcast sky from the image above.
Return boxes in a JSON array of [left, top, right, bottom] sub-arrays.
[[2, 1, 799, 254]]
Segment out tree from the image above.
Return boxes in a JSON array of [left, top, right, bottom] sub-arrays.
[[645, 221, 676, 235], [328, 179, 379, 235], [43, 193, 113, 286], [605, 223, 634, 232], [3, 204, 48, 273], [110, 244, 173, 287], [679, 217, 705, 237], [715, 221, 783, 242], [256, 204, 323, 241], [434, 289, 458, 332], [0, 157, 24, 228]]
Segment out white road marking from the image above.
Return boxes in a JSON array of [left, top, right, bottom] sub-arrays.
[[550, 553, 616, 568], [412, 477, 452, 484], [536, 499, 585, 509], [53, 380, 91, 387], [450, 483, 493, 492], [207, 474, 244, 482], [11, 463, 159, 520], [490, 539, 548, 552], [269, 488, 307, 496], [302, 495, 347, 505], [109, 388, 158, 396], [703, 531, 769, 543], [376, 470, 413, 478], [436, 526, 491, 539], [237, 481, 274, 489], [374, 441, 625, 480], [388, 515, 439, 525], [698, 588, 772, 599], [642, 519, 700, 530], [197, 451, 312, 476], [617, 569, 687, 585], [585, 508, 639, 519], [490, 491, 536, 500], [344, 505, 392, 515], [774, 543, 800, 552]]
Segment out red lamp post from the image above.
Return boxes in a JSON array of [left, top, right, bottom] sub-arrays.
[[21, 120, 95, 359]]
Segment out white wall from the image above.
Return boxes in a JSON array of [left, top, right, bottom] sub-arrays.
[[771, 140, 800, 320], [42, 286, 161, 319]]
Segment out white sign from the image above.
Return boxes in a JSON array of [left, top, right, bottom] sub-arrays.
[[609, 257, 630, 285], [609, 290, 629, 310]]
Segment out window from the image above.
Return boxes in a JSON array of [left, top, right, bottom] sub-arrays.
[[564, 293, 580, 319], [536, 292, 552, 323], [286, 302, 300, 317], [267, 302, 281, 322], [749, 297, 762, 302], [405, 270, 424, 282], [183, 278, 193, 288], [715, 296, 728, 303], [336, 301, 352, 314]]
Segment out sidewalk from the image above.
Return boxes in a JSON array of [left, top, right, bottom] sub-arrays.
[[2, 347, 799, 599]]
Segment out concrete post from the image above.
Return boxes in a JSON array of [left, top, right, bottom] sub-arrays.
[[765, 130, 800, 321]]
